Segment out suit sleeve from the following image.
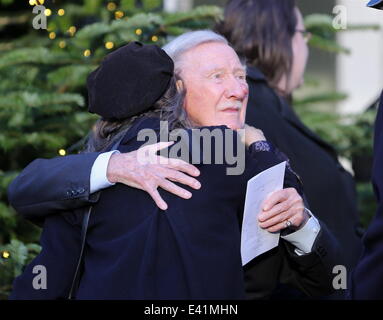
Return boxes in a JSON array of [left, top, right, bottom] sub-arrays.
[[7, 152, 101, 225], [279, 220, 343, 297]]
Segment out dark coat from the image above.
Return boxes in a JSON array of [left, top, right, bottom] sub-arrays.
[[244, 66, 363, 272], [349, 91, 383, 299], [9, 117, 341, 299]]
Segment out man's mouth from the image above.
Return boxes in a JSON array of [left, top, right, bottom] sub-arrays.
[[221, 107, 240, 113]]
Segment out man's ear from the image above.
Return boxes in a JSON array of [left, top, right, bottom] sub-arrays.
[[176, 79, 184, 92]]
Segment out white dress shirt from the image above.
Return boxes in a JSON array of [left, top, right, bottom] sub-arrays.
[[90, 151, 119, 194]]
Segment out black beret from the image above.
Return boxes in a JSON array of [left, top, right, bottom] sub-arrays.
[[87, 41, 174, 120]]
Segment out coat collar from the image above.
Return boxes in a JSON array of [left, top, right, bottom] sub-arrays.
[[278, 96, 339, 157], [246, 65, 267, 82], [246, 65, 339, 157]]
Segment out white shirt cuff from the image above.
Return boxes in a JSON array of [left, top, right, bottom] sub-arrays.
[[90, 150, 120, 194], [281, 208, 321, 255]]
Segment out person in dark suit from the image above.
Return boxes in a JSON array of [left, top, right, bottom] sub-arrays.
[[215, 0, 363, 296], [349, 91, 383, 299], [9, 33, 341, 299], [348, 0, 383, 300]]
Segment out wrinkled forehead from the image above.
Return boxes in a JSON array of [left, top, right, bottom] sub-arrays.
[[177, 41, 246, 74]]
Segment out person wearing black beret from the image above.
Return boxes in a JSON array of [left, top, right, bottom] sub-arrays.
[[9, 32, 341, 299], [8, 43, 202, 220], [347, 0, 383, 300]]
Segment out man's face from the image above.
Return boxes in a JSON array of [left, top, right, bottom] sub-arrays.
[[178, 42, 249, 130]]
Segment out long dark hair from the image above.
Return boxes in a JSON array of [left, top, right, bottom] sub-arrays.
[[215, 0, 297, 92], [85, 76, 190, 153]]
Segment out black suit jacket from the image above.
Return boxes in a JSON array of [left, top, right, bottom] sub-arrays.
[[7, 151, 102, 226], [245, 66, 363, 274], [9, 117, 342, 299], [349, 91, 383, 299]]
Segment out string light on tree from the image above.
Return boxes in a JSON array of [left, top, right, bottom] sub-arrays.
[[58, 9, 65, 16], [59, 40, 66, 48], [151, 36, 158, 42], [1, 251, 10, 259], [68, 26, 76, 36], [44, 8, 52, 16], [29, 0, 44, 5], [48, 32, 56, 40], [105, 41, 114, 49], [114, 11, 124, 19], [107, 2, 117, 11], [58, 149, 66, 156], [83, 49, 91, 57], [135, 28, 142, 36]]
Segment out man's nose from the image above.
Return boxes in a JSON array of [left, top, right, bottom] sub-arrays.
[[225, 76, 249, 100]]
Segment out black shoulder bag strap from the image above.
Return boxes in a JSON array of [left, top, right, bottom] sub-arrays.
[[67, 205, 92, 299], [67, 136, 125, 300]]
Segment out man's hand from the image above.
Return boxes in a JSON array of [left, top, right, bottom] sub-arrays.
[[239, 124, 266, 147], [106, 142, 201, 210], [258, 188, 309, 233]]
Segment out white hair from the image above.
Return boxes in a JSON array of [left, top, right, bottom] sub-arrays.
[[162, 30, 228, 73]]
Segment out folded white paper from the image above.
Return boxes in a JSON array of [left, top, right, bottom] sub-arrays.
[[241, 161, 286, 266]]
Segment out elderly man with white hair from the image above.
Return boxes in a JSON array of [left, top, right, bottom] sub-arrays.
[[9, 30, 341, 300]]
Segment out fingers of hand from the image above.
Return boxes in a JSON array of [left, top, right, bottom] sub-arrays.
[[138, 143, 200, 176], [261, 189, 291, 212], [162, 167, 201, 190], [156, 178, 192, 200], [263, 213, 298, 233], [117, 158, 198, 199], [138, 176, 192, 211], [259, 188, 304, 232], [142, 141, 174, 154], [163, 157, 200, 177], [135, 142, 174, 164], [260, 206, 306, 232], [131, 142, 201, 178], [258, 200, 291, 226], [145, 187, 168, 211], [137, 169, 193, 199]]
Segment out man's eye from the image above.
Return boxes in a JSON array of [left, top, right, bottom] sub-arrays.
[[212, 73, 223, 79], [237, 74, 246, 80]]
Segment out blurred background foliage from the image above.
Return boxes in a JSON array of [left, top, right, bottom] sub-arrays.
[[0, 0, 380, 298]]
